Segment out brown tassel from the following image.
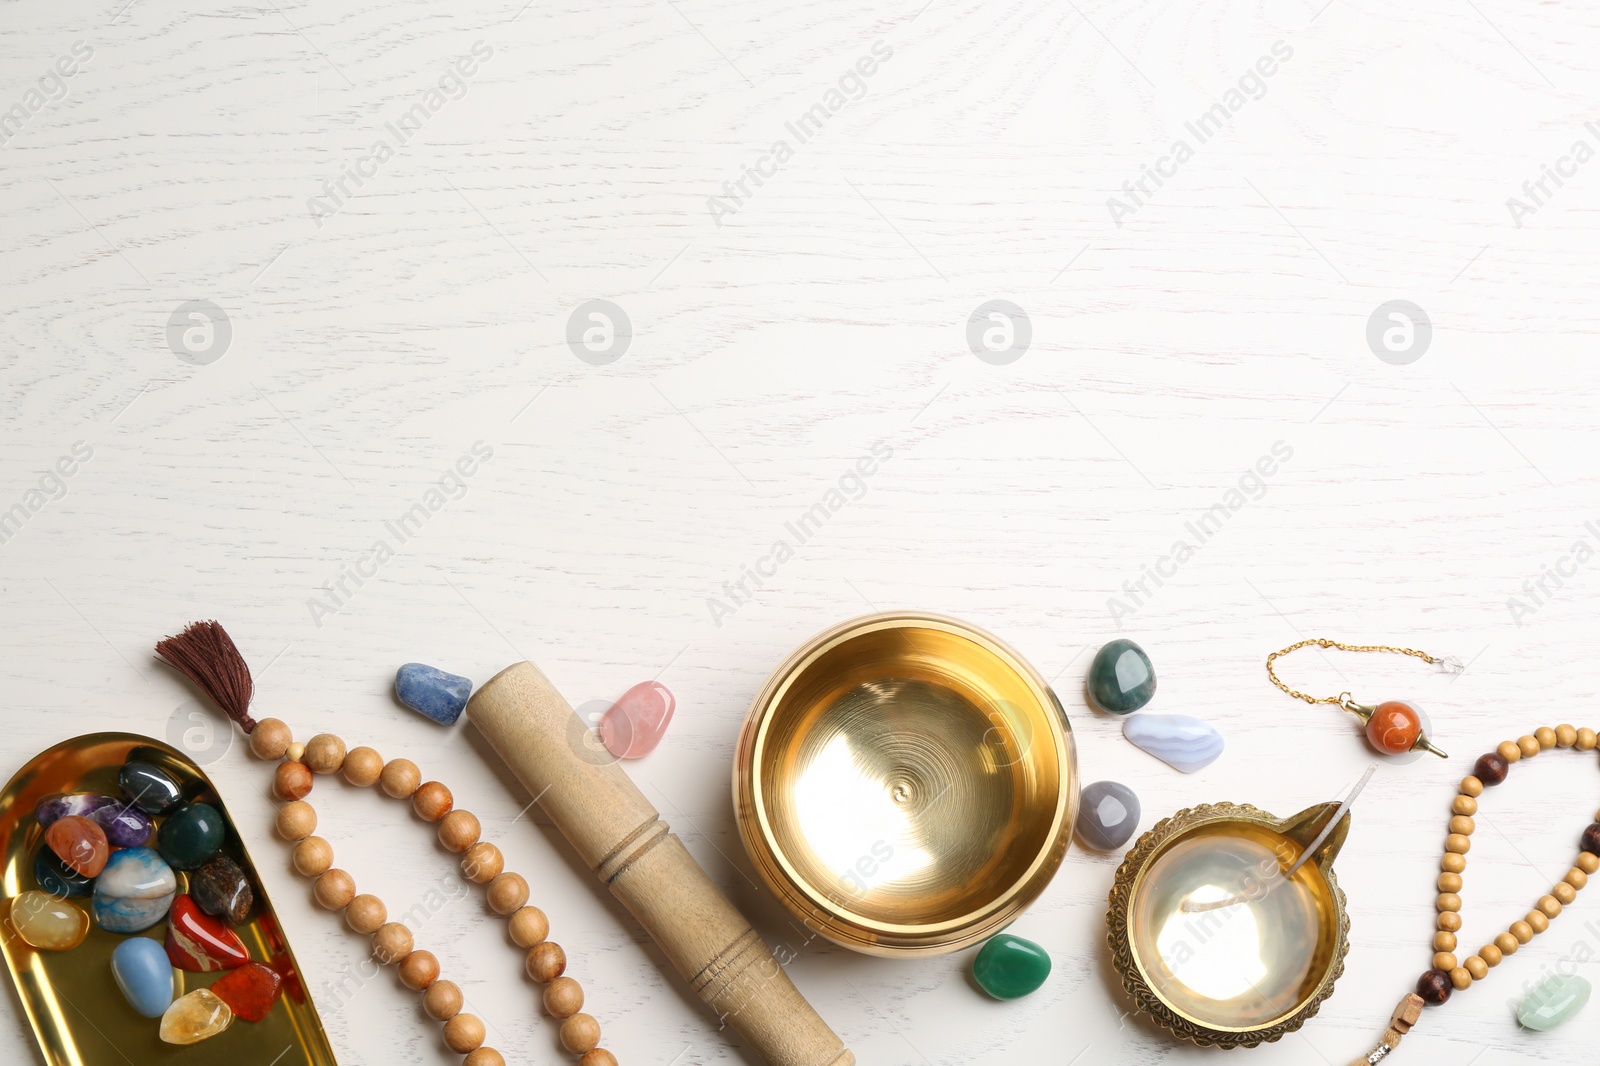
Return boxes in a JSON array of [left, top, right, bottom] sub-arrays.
[[155, 621, 257, 734]]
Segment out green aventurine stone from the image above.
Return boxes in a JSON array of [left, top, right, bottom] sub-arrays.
[[156, 803, 227, 871], [1517, 973, 1590, 1031], [971, 933, 1051, 1000], [1087, 639, 1156, 714]]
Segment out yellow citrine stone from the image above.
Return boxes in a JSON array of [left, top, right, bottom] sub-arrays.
[[10, 891, 89, 950], [159, 988, 234, 1045]]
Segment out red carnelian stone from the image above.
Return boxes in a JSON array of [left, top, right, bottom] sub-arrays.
[[165, 895, 249, 972], [209, 961, 283, 1022], [1367, 701, 1423, 755], [45, 815, 109, 877]]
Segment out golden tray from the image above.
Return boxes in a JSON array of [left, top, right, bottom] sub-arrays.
[[733, 612, 1078, 956], [1107, 801, 1352, 1049]]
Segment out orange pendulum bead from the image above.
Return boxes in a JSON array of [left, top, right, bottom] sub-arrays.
[[1349, 699, 1448, 759]]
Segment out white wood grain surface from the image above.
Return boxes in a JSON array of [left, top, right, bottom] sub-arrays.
[[4, 0, 1600, 1062]]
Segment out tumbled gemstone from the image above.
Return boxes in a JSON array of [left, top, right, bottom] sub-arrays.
[[159, 988, 234, 1045], [165, 895, 249, 971], [10, 890, 90, 950], [1517, 973, 1590, 1031], [395, 662, 473, 725], [157, 802, 226, 871], [34, 847, 94, 898], [120, 761, 184, 815], [971, 933, 1051, 1000], [599, 680, 676, 759], [111, 937, 174, 1018], [1087, 639, 1157, 714], [91, 802, 155, 848], [1076, 780, 1142, 851], [210, 962, 283, 1022], [35, 792, 118, 827], [192, 855, 253, 926], [44, 815, 109, 877], [1123, 713, 1225, 773], [93, 847, 178, 933]]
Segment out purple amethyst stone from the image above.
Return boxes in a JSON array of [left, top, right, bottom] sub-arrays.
[[92, 802, 155, 848], [35, 792, 118, 827]]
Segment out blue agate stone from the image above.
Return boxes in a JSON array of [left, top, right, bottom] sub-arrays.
[[1123, 713, 1224, 773], [92, 847, 177, 933], [1087, 639, 1157, 714], [34, 847, 94, 898], [395, 663, 473, 725], [111, 936, 174, 1018]]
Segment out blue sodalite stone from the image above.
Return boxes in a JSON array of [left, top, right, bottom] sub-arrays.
[[1087, 639, 1157, 714], [395, 663, 473, 725], [92, 847, 177, 933], [1076, 780, 1142, 851], [111, 936, 174, 1018], [34, 847, 95, 898], [119, 762, 183, 815], [1123, 713, 1224, 773], [92, 802, 155, 848]]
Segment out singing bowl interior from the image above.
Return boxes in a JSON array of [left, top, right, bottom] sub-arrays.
[[736, 613, 1075, 955]]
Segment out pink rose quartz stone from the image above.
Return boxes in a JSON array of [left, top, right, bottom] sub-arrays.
[[598, 681, 675, 759]]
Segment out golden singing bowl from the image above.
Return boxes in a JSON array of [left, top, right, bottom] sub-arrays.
[[1107, 801, 1353, 1049], [733, 612, 1077, 956]]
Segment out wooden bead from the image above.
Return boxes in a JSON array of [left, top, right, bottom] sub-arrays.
[[1578, 728, 1598, 752], [1495, 932, 1520, 955], [509, 906, 549, 948], [438, 810, 481, 852], [1437, 912, 1463, 933], [1536, 726, 1558, 750], [1583, 823, 1600, 856], [487, 873, 529, 915], [1436, 893, 1462, 913], [543, 976, 583, 1018], [373, 922, 414, 964], [443, 1013, 486, 1054], [1473, 754, 1508, 786], [1581, 853, 1600, 875], [1432, 952, 1458, 972], [314, 869, 356, 911], [1553, 882, 1578, 906], [1567, 867, 1589, 890], [1460, 776, 1484, 797], [250, 719, 292, 760], [1517, 735, 1541, 758], [1537, 895, 1563, 918], [560, 1013, 601, 1054], [1451, 796, 1477, 817], [1527, 909, 1551, 933], [465, 1051, 506, 1066], [412, 781, 454, 822], [346, 894, 387, 934], [1441, 853, 1467, 874], [398, 949, 439, 990], [580, 1051, 618, 1066], [276, 800, 317, 841], [380, 758, 422, 799], [342, 746, 384, 787], [1557, 724, 1578, 748], [423, 979, 463, 1021], [304, 733, 348, 775], [1510, 920, 1535, 944], [274, 761, 313, 801], [1464, 955, 1488, 980], [286, 741, 306, 762], [1449, 967, 1472, 991], [462, 842, 503, 884], [1497, 740, 1522, 763], [526, 941, 566, 982], [1448, 816, 1475, 837], [1416, 969, 1452, 1004], [1432, 931, 1457, 953], [1437, 873, 1463, 894], [1480, 943, 1503, 967], [1445, 834, 1471, 855], [293, 836, 334, 876]]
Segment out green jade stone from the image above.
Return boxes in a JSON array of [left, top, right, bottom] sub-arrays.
[[1088, 639, 1156, 714], [1517, 973, 1590, 1031], [972, 933, 1051, 1000], [157, 803, 227, 871]]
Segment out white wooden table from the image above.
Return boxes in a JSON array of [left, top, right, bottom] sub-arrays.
[[3, 0, 1598, 1062]]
